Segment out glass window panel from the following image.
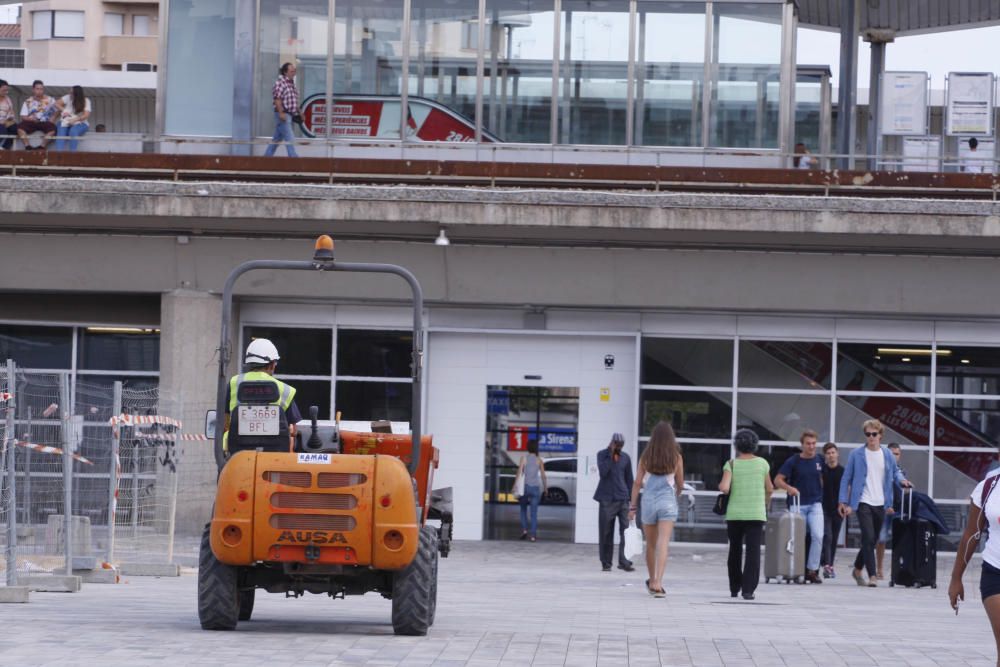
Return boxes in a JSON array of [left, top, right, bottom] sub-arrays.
[[935, 398, 1000, 448], [282, 378, 331, 420], [336, 380, 412, 422], [794, 74, 822, 159], [243, 326, 332, 377], [133, 15, 151, 36], [32, 11, 52, 39], [633, 1, 705, 147], [935, 346, 1000, 396], [164, 0, 234, 136], [755, 442, 802, 481], [708, 3, 781, 148], [336, 329, 412, 378], [256, 0, 328, 137], [833, 395, 926, 445], [736, 392, 830, 442], [641, 337, 733, 387], [557, 0, 629, 145], [77, 330, 160, 372], [75, 376, 160, 423], [104, 13, 124, 36], [640, 388, 732, 439], [483, 0, 556, 142], [934, 451, 998, 501], [0, 325, 72, 369], [53, 11, 85, 38], [836, 343, 932, 393], [405, 0, 480, 142], [738, 340, 832, 390], [334, 0, 405, 97], [676, 442, 730, 492]]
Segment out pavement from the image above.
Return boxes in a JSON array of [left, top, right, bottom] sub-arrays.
[[0, 540, 995, 667]]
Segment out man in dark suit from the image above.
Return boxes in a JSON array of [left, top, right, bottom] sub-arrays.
[[594, 432, 635, 572]]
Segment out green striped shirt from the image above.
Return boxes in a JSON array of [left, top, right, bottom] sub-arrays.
[[723, 457, 770, 522]]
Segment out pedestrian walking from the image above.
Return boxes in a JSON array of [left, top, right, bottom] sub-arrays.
[[774, 429, 825, 583], [594, 432, 635, 572], [838, 419, 911, 587], [628, 421, 684, 598], [719, 428, 773, 600], [513, 439, 546, 542], [949, 464, 1000, 665], [820, 442, 845, 578], [264, 62, 300, 157]]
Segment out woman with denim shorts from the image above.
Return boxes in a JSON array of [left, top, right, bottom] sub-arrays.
[[629, 421, 684, 598]]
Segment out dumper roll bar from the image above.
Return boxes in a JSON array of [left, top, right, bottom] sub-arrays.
[[213, 238, 424, 475]]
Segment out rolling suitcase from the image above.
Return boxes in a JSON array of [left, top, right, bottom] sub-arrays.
[[890, 489, 937, 589], [764, 495, 806, 584]]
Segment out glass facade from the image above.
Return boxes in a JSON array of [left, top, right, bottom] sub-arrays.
[[242, 325, 414, 424], [163, 0, 235, 136], [640, 335, 1000, 509], [163, 0, 795, 148]]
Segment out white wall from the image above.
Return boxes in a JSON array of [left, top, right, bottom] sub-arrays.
[[425, 331, 636, 543]]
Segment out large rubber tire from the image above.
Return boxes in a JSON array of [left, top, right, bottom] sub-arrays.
[[391, 525, 438, 636], [427, 527, 439, 625], [238, 588, 255, 621], [198, 524, 240, 630]]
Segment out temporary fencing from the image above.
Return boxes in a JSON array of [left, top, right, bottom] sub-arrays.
[[0, 359, 193, 587]]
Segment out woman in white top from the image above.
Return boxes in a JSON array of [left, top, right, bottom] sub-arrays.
[[0, 79, 15, 150], [949, 465, 1000, 663], [54, 85, 92, 151]]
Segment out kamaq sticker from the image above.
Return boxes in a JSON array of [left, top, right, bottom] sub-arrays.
[[297, 453, 332, 464]]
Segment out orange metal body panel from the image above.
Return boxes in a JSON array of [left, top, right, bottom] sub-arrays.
[[210, 451, 257, 565], [340, 432, 438, 513], [371, 456, 420, 570], [210, 449, 424, 571]]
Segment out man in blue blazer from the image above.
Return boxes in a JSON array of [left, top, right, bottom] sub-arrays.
[[594, 432, 635, 572], [838, 419, 911, 587]]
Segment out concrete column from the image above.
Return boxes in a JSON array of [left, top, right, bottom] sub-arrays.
[[231, 0, 256, 156], [864, 29, 894, 170], [158, 290, 223, 537], [836, 0, 859, 169]]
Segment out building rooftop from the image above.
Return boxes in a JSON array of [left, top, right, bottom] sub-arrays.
[[800, 0, 1000, 35]]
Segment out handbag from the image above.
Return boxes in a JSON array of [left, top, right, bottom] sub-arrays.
[[291, 113, 304, 125], [512, 472, 525, 498], [712, 459, 736, 516]]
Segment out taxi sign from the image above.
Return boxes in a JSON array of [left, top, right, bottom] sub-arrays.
[[238, 405, 280, 435]]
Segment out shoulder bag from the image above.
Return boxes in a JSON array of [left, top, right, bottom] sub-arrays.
[[712, 459, 736, 516]]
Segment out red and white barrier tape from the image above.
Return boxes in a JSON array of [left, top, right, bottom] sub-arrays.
[[16, 441, 94, 465], [109, 414, 183, 429]]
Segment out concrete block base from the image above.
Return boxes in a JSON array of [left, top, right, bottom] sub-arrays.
[[19, 575, 82, 592], [0, 586, 30, 602], [119, 563, 180, 577], [78, 567, 119, 584]]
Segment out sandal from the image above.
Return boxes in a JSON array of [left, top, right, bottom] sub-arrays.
[[653, 588, 666, 598]]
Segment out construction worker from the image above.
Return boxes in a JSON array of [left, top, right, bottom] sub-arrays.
[[223, 338, 302, 452]]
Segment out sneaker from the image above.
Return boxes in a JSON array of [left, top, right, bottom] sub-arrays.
[[867, 580, 878, 588], [822, 565, 832, 579], [852, 569, 868, 587]]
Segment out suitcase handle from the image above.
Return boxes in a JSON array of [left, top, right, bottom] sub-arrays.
[[789, 492, 801, 513], [901, 487, 913, 520]]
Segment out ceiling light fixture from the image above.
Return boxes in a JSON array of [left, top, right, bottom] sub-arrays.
[[876, 347, 951, 357], [434, 229, 450, 246]]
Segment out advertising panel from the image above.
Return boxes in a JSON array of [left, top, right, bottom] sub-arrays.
[[946, 72, 995, 136], [879, 72, 929, 136], [901, 136, 940, 172], [300, 95, 493, 142]]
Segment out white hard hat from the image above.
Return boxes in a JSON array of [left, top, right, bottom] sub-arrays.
[[245, 338, 280, 365]]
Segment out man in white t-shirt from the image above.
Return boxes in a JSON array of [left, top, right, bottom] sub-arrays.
[[838, 419, 910, 587], [949, 460, 1000, 662]]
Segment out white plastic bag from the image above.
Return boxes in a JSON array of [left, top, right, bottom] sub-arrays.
[[623, 520, 643, 560], [512, 475, 525, 498]]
